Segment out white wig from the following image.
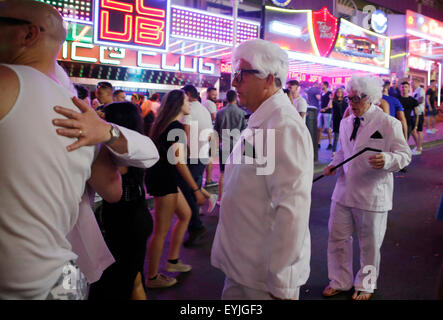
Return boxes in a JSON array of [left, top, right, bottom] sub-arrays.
[[232, 39, 288, 87], [346, 75, 383, 104]]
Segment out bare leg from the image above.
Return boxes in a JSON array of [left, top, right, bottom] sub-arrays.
[[147, 194, 177, 278], [411, 129, 419, 148], [168, 189, 191, 260], [418, 131, 423, 151], [218, 173, 224, 201], [205, 159, 213, 183], [317, 128, 323, 145], [327, 129, 332, 145], [131, 272, 147, 300]]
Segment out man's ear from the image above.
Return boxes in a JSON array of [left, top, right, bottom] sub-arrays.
[[22, 24, 41, 47], [265, 74, 275, 88]]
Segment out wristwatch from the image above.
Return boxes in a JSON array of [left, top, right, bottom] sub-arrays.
[[105, 124, 120, 145]]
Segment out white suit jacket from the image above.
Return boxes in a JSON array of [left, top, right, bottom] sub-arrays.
[[329, 105, 411, 212], [211, 90, 313, 299], [66, 126, 159, 283]]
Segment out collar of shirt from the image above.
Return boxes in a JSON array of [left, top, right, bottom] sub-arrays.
[[351, 104, 378, 128], [247, 89, 284, 128]]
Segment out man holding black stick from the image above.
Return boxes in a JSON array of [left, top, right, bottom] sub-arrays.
[[322, 76, 411, 300]]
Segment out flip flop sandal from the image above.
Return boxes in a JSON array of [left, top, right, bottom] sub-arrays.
[[322, 285, 342, 297], [352, 291, 373, 300]]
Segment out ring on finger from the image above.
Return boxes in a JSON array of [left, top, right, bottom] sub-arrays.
[[78, 130, 83, 137]]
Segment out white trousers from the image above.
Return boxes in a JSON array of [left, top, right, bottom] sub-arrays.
[[221, 277, 300, 300], [327, 201, 388, 293]]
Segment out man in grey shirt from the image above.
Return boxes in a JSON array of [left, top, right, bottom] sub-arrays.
[[214, 90, 247, 202]]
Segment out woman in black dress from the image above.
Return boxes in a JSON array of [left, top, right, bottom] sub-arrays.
[[331, 87, 348, 154], [88, 101, 153, 300], [145, 90, 210, 289]]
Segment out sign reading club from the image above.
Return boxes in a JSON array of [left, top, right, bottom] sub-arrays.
[[94, 0, 170, 52]]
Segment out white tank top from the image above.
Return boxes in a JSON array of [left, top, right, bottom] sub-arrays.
[[0, 64, 95, 299]]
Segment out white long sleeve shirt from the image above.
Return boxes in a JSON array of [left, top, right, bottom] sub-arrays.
[[329, 104, 411, 212], [211, 90, 313, 299]]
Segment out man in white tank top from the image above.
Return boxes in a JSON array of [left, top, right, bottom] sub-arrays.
[[0, 1, 133, 299]]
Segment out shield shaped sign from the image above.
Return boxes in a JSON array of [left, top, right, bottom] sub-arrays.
[[312, 7, 339, 57]]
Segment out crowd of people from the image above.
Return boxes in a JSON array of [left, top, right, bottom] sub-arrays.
[[0, 0, 441, 301], [288, 76, 440, 158]]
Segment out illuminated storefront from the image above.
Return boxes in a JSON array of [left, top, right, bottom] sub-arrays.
[[37, 0, 259, 96], [404, 10, 442, 105], [262, 6, 391, 87]]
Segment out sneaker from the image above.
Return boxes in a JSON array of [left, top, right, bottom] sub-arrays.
[[183, 226, 207, 247], [165, 260, 192, 273], [146, 273, 177, 289], [207, 194, 218, 214], [327, 144, 332, 150], [426, 129, 433, 134], [432, 128, 438, 133], [412, 149, 422, 156]]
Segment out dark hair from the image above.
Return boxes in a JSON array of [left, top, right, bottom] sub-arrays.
[[287, 80, 299, 87], [283, 88, 290, 97], [74, 84, 89, 100], [182, 84, 199, 99], [113, 89, 125, 97], [401, 81, 410, 86], [97, 81, 113, 90], [207, 87, 216, 94], [226, 90, 237, 103], [322, 81, 329, 87], [430, 79, 436, 83], [149, 90, 186, 144], [383, 81, 390, 89], [103, 102, 143, 134], [149, 93, 160, 101], [333, 87, 345, 102]]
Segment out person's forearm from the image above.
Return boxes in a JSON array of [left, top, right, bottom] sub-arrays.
[[106, 129, 128, 154], [176, 163, 199, 191]]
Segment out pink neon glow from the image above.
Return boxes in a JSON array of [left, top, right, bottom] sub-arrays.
[[136, 0, 166, 17], [101, 0, 133, 13], [100, 10, 133, 42], [135, 16, 165, 46]]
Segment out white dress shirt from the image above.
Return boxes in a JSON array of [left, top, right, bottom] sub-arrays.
[[211, 89, 313, 299], [329, 104, 411, 212]]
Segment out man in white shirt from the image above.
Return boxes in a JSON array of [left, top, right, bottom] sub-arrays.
[[181, 84, 214, 246], [287, 79, 308, 120], [211, 39, 313, 300], [322, 76, 411, 300], [203, 87, 218, 186], [411, 78, 425, 155]]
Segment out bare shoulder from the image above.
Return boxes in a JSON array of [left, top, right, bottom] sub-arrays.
[[0, 65, 20, 120]]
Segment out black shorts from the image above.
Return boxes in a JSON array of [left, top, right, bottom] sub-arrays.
[[415, 114, 424, 132]]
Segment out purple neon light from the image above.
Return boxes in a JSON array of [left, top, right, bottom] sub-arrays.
[[171, 7, 259, 45], [38, 0, 93, 23]]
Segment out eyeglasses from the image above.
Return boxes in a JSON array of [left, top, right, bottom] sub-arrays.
[[0, 16, 45, 31], [233, 69, 260, 83], [347, 94, 367, 103]]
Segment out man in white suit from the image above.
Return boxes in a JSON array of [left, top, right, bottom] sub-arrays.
[[322, 76, 411, 300], [211, 39, 313, 300]]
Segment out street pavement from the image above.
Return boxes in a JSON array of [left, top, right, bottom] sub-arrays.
[[144, 122, 443, 300]]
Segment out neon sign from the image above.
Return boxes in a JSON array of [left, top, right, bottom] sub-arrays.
[[406, 10, 443, 44], [58, 41, 219, 76], [170, 6, 259, 46], [94, 0, 170, 52], [312, 7, 339, 57], [36, 0, 94, 25]]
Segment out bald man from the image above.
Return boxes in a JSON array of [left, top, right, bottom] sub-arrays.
[[0, 1, 124, 300]]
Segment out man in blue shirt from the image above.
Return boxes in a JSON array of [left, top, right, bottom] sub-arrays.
[[382, 81, 407, 140]]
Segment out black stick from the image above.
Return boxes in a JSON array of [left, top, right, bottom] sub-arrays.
[[313, 147, 382, 183]]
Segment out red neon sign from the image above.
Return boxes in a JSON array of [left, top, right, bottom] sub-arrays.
[[95, 0, 170, 52], [312, 7, 339, 57]]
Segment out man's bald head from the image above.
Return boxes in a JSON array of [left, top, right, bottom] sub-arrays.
[[1, 0, 67, 43]]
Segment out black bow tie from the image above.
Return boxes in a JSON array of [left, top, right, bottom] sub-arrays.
[[350, 117, 361, 141]]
